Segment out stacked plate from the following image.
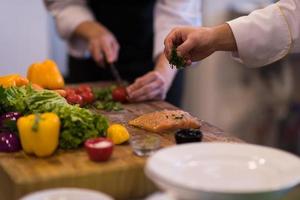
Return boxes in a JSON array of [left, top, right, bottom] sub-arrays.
[[145, 143, 300, 200], [21, 188, 113, 200]]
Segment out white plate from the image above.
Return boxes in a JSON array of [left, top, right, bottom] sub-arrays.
[[145, 143, 300, 200], [20, 188, 114, 200], [145, 192, 174, 200]]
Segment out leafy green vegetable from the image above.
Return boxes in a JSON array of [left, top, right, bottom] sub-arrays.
[[169, 47, 186, 69], [92, 86, 124, 111], [92, 85, 116, 101], [0, 86, 29, 114], [94, 101, 123, 111], [0, 85, 108, 149]]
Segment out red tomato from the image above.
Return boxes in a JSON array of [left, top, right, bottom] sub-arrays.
[[84, 138, 114, 162], [65, 88, 76, 96], [76, 84, 92, 94], [81, 91, 95, 104], [112, 87, 128, 103], [66, 94, 83, 106]]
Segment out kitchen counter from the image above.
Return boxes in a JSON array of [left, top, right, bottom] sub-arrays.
[[0, 84, 243, 200]]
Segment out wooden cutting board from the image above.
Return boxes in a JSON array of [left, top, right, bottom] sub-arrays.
[[0, 101, 243, 200]]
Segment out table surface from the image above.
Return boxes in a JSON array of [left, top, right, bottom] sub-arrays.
[[0, 84, 244, 200]]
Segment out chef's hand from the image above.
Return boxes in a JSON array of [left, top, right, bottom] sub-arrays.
[[74, 21, 120, 66], [127, 71, 167, 102], [127, 54, 176, 102], [164, 24, 237, 64]]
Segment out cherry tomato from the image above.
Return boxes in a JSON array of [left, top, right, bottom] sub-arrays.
[[112, 86, 128, 103], [76, 84, 92, 94], [81, 91, 95, 104], [66, 94, 83, 106], [65, 88, 76, 96]]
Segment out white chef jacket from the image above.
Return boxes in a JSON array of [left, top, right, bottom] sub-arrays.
[[44, 0, 201, 59], [227, 0, 300, 67]]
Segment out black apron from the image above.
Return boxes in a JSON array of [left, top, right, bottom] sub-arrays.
[[67, 0, 184, 106]]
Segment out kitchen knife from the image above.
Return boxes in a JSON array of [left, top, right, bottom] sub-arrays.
[[108, 63, 123, 86]]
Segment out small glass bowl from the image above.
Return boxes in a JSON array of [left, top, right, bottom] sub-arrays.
[[130, 135, 161, 157]]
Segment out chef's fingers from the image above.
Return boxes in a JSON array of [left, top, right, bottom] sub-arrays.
[[164, 35, 174, 59], [186, 59, 192, 66], [154, 91, 166, 100], [111, 40, 120, 62], [130, 88, 162, 102], [177, 39, 193, 59], [89, 43, 105, 67], [164, 29, 179, 59], [127, 71, 159, 93], [101, 42, 115, 64], [128, 77, 163, 100]]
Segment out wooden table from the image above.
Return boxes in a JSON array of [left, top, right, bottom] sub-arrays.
[[0, 100, 243, 200]]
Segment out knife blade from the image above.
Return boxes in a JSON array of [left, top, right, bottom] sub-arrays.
[[108, 63, 123, 85]]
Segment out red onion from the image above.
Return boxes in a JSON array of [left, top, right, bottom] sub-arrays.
[[0, 112, 22, 132], [0, 132, 21, 152]]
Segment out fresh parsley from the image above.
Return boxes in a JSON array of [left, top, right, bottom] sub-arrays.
[[169, 47, 186, 69]]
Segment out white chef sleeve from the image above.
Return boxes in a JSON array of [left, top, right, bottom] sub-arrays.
[[154, 0, 202, 60], [227, 0, 300, 67], [44, 0, 95, 57]]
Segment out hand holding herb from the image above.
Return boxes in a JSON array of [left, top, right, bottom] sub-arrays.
[[169, 47, 186, 69]]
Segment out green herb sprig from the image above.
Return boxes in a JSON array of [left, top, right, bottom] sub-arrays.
[[169, 47, 186, 69]]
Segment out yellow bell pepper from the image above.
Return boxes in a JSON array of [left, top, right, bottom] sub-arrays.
[[17, 113, 60, 157], [107, 124, 130, 144], [27, 59, 64, 89], [0, 74, 29, 88]]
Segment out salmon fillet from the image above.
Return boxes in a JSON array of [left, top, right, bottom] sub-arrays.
[[129, 110, 201, 133]]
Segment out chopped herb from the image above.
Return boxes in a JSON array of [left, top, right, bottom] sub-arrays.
[[169, 47, 186, 69], [174, 116, 183, 120], [92, 86, 124, 111], [92, 86, 116, 102], [94, 101, 123, 111], [173, 114, 184, 120]]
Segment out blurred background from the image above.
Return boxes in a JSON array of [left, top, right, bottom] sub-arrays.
[[0, 0, 299, 154]]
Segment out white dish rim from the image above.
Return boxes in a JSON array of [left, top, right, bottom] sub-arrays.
[[146, 142, 300, 194]]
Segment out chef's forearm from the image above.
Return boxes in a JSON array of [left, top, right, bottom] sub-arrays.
[[154, 53, 177, 90], [227, 0, 300, 67], [45, 0, 94, 40], [212, 24, 238, 52]]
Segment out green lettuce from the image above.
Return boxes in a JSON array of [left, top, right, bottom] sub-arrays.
[[0, 86, 108, 149]]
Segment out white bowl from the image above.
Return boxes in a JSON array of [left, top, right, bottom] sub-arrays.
[[20, 188, 114, 200], [145, 143, 300, 200]]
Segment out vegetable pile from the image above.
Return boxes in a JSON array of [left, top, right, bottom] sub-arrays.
[[169, 47, 186, 69], [65, 85, 95, 107], [92, 85, 127, 111], [0, 59, 130, 158], [0, 85, 108, 149]]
